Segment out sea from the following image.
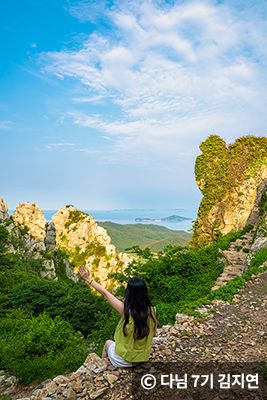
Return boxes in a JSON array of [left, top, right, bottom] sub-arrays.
[[9, 208, 197, 232], [38, 208, 197, 232]]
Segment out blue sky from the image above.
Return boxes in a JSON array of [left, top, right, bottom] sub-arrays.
[[1, 0, 267, 211]]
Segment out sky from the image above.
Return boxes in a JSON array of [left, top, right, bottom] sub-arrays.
[[1, 0, 267, 211]]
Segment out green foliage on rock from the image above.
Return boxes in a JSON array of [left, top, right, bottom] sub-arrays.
[[193, 135, 267, 247], [64, 210, 85, 230]]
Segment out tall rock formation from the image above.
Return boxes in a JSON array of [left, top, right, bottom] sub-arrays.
[[52, 205, 130, 289], [0, 198, 9, 221], [12, 202, 47, 241], [192, 135, 267, 247], [0, 199, 129, 286], [0, 198, 56, 277]]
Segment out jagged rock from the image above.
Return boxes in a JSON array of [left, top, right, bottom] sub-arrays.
[[84, 353, 107, 374], [44, 222, 57, 252], [66, 388, 76, 400], [105, 374, 118, 384], [5, 220, 46, 259], [245, 237, 267, 270], [175, 313, 193, 324], [71, 381, 83, 393], [0, 198, 9, 221], [47, 381, 58, 395], [40, 260, 57, 281], [53, 376, 69, 385], [89, 387, 108, 400], [12, 202, 47, 241], [246, 178, 267, 226], [52, 206, 131, 289], [64, 259, 79, 283]]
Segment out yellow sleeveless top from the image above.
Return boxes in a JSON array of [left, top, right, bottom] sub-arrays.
[[114, 307, 156, 363]]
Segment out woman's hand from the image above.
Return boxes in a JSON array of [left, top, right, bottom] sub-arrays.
[[78, 265, 91, 282], [78, 265, 124, 316]]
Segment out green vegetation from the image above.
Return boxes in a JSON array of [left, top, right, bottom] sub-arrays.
[[69, 242, 109, 270], [9, 280, 111, 337], [259, 193, 267, 216], [64, 210, 85, 230], [107, 224, 256, 325], [193, 135, 267, 247], [0, 310, 87, 383], [0, 224, 113, 382], [1, 186, 267, 383], [97, 221, 191, 252]]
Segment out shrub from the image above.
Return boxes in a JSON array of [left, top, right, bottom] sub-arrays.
[[10, 279, 112, 337], [0, 310, 87, 383]]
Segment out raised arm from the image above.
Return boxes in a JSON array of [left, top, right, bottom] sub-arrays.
[[153, 316, 157, 337], [78, 265, 124, 317]]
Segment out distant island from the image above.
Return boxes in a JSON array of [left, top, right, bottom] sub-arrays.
[[135, 215, 192, 222]]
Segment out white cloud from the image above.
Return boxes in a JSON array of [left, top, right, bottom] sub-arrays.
[[45, 143, 74, 149], [72, 95, 104, 103], [40, 0, 267, 163], [0, 121, 13, 130], [76, 148, 101, 154]]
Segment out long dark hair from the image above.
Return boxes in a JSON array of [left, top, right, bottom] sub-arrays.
[[123, 277, 155, 340]]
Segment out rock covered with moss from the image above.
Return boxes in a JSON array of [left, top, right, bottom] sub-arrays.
[[52, 205, 131, 289], [192, 135, 267, 247], [12, 202, 47, 241]]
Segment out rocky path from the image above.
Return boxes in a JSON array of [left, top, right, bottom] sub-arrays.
[[108, 269, 267, 399], [1, 270, 267, 400], [212, 232, 254, 290]]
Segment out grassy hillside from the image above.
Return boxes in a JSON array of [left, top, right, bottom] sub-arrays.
[[96, 222, 191, 252]]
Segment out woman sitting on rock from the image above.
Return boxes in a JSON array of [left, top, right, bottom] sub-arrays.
[[78, 265, 157, 367]]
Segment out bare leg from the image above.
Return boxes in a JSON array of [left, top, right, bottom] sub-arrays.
[[102, 340, 115, 359]]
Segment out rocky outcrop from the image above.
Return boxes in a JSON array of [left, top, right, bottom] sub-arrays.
[[244, 237, 267, 271], [211, 177, 267, 288], [1, 199, 130, 287], [246, 178, 267, 226], [40, 259, 57, 280], [0, 199, 56, 280], [192, 135, 267, 247], [44, 222, 57, 252], [5, 222, 46, 259], [0, 198, 9, 221], [12, 203, 47, 241], [63, 259, 79, 283], [52, 206, 131, 289]]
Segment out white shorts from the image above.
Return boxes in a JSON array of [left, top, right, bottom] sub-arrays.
[[108, 343, 139, 368]]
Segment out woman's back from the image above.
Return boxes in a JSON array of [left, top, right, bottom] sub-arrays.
[[114, 306, 157, 363]]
